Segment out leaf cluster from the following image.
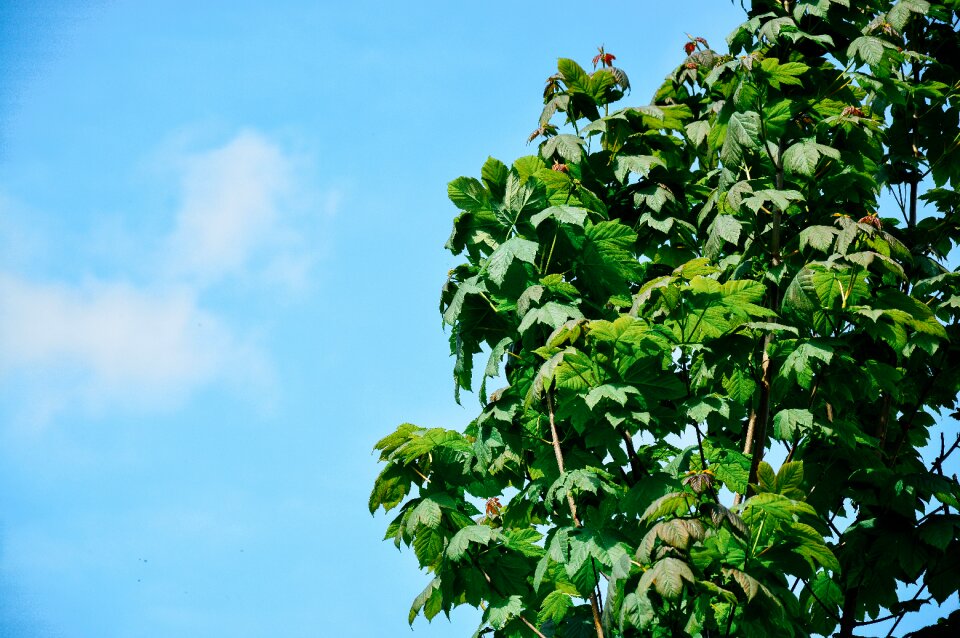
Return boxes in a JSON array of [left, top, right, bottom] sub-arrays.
[[373, 2, 960, 636]]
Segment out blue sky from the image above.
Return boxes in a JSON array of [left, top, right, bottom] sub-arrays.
[[0, 1, 954, 637]]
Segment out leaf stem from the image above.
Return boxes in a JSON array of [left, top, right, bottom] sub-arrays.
[[541, 228, 559, 274]]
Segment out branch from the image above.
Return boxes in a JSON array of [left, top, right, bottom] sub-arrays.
[[876, 392, 893, 454], [884, 584, 928, 638], [734, 408, 759, 506], [620, 429, 646, 482], [918, 504, 948, 526], [856, 593, 932, 627], [519, 614, 549, 638], [837, 585, 859, 638], [547, 392, 580, 526], [472, 556, 551, 638], [743, 336, 774, 499], [932, 432, 960, 475], [908, 62, 921, 229], [546, 391, 605, 638]]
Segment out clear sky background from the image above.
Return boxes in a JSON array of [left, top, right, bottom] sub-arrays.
[[0, 1, 954, 637]]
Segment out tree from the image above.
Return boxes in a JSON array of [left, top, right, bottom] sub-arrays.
[[371, 1, 960, 636]]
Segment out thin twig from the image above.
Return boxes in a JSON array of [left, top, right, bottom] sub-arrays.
[[883, 584, 928, 638], [519, 614, 549, 638], [932, 432, 960, 475]]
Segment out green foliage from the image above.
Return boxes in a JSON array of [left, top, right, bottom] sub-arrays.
[[374, 3, 960, 637]]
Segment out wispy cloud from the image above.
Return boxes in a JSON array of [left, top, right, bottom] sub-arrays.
[[166, 131, 303, 287], [0, 276, 240, 409], [0, 130, 329, 424]]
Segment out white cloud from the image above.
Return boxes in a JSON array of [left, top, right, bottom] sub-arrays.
[[166, 131, 299, 286], [0, 129, 323, 423], [0, 275, 225, 400]]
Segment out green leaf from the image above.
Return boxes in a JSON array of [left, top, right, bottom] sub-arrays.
[[888, 0, 930, 32], [533, 553, 551, 592], [531, 205, 589, 228], [721, 111, 761, 168], [585, 384, 630, 409], [802, 571, 842, 635], [623, 357, 686, 399], [449, 177, 490, 212], [502, 171, 543, 222], [484, 237, 538, 286], [759, 16, 797, 43], [547, 469, 609, 507], [799, 225, 836, 252], [409, 577, 441, 625], [740, 493, 799, 527], [788, 522, 840, 571], [762, 98, 795, 138], [781, 341, 834, 389], [542, 134, 586, 163], [776, 462, 805, 499], [443, 276, 484, 325], [643, 557, 695, 599], [757, 461, 777, 494], [526, 348, 567, 406], [722, 366, 757, 403], [482, 337, 513, 391], [397, 428, 473, 459], [725, 568, 760, 601], [704, 443, 752, 494], [538, 590, 573, 624], [576, 220, 641, 294], [773, 408, 814, 440], [742, 188, 804, 213], [783, 139, 837, 176], [634, 183, 676, 214], [485, 595, 524, 629], [519, 302, 584, 334], [925, 543, 960, 603], [705, 214, 742, 258], [641, 492, 696, 522], [447, 525, 494, 561], [413, 526, 445, 567], [513, 155, 547, 181], [918, 516, 958, 551], [558, 58, 590, 92], [759, 57, 809, 89], [686, 120, 711, 146], [481, 156, 509, 198], [370, 464, 414, 513], [408, 498, 443, 532], [503, 528, 545, 558], [847, 36, 888, 66], [613, 155, 665, 182], [698, 579, 738, 604]]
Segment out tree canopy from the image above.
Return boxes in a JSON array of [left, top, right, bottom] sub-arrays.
[[371, 1, 960, 636]]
